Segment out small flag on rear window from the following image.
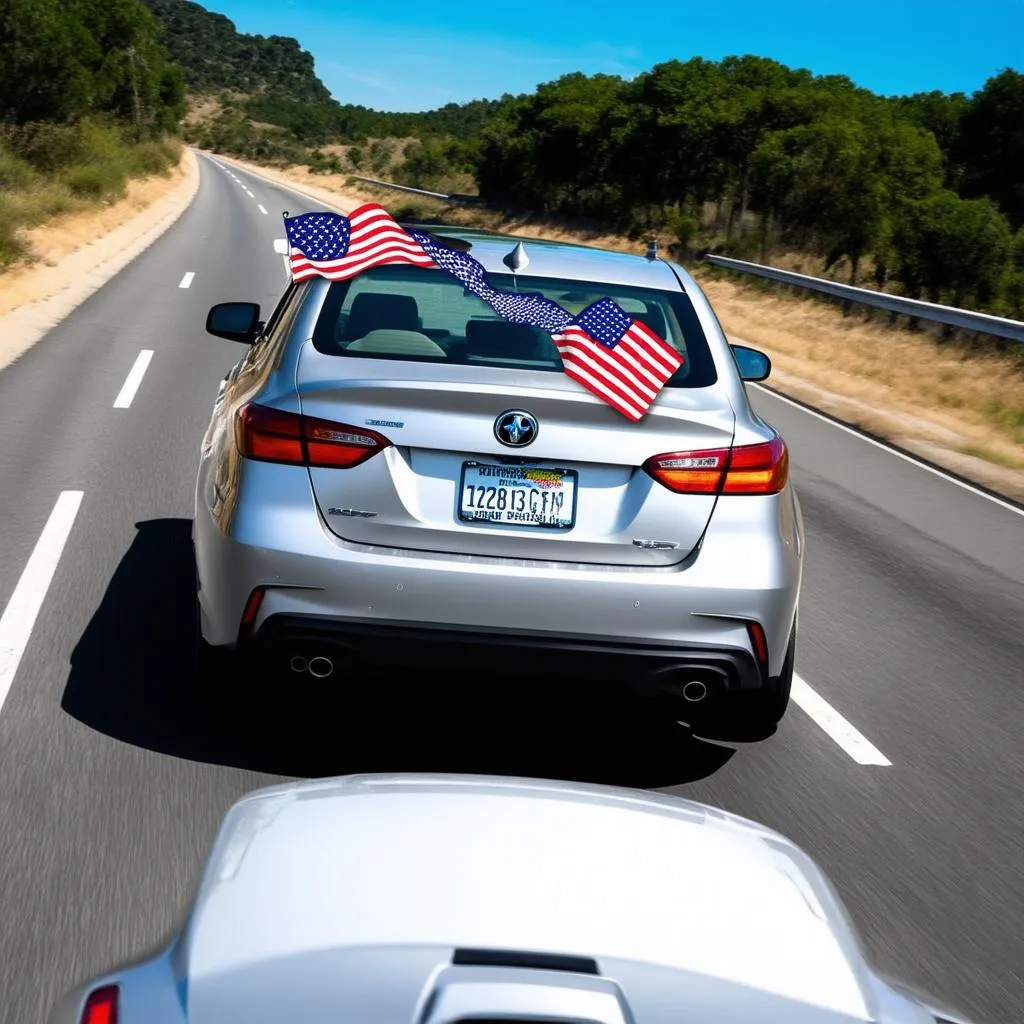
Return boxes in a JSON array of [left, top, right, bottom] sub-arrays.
[[552, 298, 684, 422], [285, 204, 435, 281]]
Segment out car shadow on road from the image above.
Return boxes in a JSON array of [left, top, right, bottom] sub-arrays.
[[62, 518, 736, 789]]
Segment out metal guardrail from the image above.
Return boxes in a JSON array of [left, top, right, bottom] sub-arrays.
[[336, 174, 1024, 344], [348, 175, 483, 205], [703, 254, 1024, 344]]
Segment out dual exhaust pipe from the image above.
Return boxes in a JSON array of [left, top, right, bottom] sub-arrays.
[[289, 654, 335, 679]]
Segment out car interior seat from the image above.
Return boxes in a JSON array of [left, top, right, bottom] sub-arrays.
[[343, 293, 421, 341]]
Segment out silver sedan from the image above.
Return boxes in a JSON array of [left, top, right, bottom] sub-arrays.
[[193, 225, 803, 739], [50, 773, 971, 1023]]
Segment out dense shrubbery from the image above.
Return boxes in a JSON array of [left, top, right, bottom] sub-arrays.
[[0, 121, 181, 265]]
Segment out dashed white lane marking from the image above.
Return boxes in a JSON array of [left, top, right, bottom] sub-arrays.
[[258, 204, 268, 215], [753, 384, 1024, 518], [245, 189, 255, 198], [112, 349, 154, 409], [791, 674, 892, 766], [178, 271, 195, 289], [0, 491, 84, 716]]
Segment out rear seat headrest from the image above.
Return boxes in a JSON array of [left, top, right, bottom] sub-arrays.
[[345, 292, 420, 339]]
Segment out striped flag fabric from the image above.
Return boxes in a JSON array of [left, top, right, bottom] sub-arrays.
[[552, 298, 684, 421], [285, 204, 435, 281]]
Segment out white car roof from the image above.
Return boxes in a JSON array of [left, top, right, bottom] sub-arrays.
[[180, 774, 875, 1020]]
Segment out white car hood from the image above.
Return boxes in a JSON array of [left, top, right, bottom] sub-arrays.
[[175, 774, 877, 1020]]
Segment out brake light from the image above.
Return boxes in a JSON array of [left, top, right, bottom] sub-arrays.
[[81, 985, 118, 1024], [236, 404, 302, 464], [235, 404, 391, 469], [643, 437, 788, 495], [723, 437, 789, 495]]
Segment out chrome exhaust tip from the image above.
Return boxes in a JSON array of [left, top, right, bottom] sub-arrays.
[[289, 655, 308, 674], [682, 680, 708, 703], [308, 656, 334, 679]]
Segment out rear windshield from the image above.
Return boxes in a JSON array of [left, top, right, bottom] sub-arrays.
[[310, 264, 718, 388]]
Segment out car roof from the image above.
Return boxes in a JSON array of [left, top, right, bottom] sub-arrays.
[[401, 222, 687, 291], [181, 773, 874, 1021]]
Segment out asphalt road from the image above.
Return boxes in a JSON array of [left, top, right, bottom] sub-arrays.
[[1, 151, 1022, 1024]]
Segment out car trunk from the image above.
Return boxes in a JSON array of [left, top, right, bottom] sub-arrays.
[[296, 348, 735, 567]]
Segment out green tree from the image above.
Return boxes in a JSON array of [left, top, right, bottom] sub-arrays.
[[0, 0, 184, 129], [0, 0, 98, 122], [892, 191, 1013, 306], [956, 69, 1024, 228]]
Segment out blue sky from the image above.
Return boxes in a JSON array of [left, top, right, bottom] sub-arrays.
[[209, 0, 1023, 112]]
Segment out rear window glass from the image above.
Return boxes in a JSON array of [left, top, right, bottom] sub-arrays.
[[310, 264, 718, 388]]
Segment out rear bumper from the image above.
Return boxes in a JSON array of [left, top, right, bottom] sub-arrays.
[[196, 461, 804, 674], [250, 613, 767, 694]]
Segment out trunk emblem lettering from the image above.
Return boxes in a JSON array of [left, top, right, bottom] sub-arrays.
[[327, 508, 378, 518], [632, 539, 680, 550]]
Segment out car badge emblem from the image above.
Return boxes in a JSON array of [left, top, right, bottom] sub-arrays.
[[494, 409, 538, 447]]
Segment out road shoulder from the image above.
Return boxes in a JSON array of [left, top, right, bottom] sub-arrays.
[[0, 148, 200, 373]]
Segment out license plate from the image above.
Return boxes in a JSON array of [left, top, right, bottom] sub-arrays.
[[457, 462, 577, 529]]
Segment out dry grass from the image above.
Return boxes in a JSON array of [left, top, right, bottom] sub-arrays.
[[0, 149, 195, 324], [183, 95, 224, 127], [220, 154, 1024, 500]]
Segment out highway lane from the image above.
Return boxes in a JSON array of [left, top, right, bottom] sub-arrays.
[[0, 150, 1021, 1024]]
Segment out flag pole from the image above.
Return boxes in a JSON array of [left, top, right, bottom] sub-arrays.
[[279, 210, 291, 282]]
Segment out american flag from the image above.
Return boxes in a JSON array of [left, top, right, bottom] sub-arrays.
[[409, 229, 573, 332], [285, 204, 435, 281], [552, 298, 684, 421]]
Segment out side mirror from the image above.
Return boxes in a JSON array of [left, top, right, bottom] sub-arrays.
[[206, 302, 261, 343], [730, 344, 771, 382]]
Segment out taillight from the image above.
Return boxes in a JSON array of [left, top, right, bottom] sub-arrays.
[[643, 437, 788, 495], [236, 403, 303, 464], [722, 437, 789, 495], [235, 403, 391, 469], [81, 985, 118, 1024]]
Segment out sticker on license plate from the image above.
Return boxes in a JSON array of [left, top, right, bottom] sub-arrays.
[[457, 462, 577, 529]]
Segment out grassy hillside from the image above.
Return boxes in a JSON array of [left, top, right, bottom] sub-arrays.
[[140, 0, 507, 183], [0, 0, 186, 268]]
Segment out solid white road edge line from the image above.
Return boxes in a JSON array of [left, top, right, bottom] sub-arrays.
[[0, 491, 84, 716], [791, 673, 892, 766], [112, 350, 154, 409], [178, 271, 195, 289], [753, 384, 1024, 517]]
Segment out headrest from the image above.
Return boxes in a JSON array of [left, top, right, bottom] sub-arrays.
[[465, 319, 559, 361], [345, 329, 446, 357], [345, 292, 420, 339]]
